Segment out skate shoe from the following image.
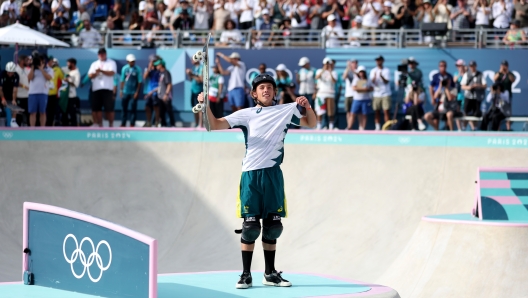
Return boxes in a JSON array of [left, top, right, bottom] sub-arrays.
[[236, 271, 252, 289], [262, 270, 292, 287]]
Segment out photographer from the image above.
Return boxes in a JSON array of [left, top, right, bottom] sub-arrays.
[[480, 83, 509, 131], [461, 60, 486, 131], [406, 57, 422, 88], [424, 78, 462, 131], [403, 81, 426, 131], [27, 53, 53, 127], [493, 60, 515, 130]]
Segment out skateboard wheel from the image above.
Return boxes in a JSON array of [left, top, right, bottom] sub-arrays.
[[195, 103, 203, 111], [192, 54, 199, 62], [192, 106, 199, 113], [195, 51, 203, 59]]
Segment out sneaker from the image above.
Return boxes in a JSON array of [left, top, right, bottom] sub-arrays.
[[10, 119, 18, 128], [316, 123, 321, 130], [262, 270, 292, 287], [236, 271, 252, 289], [418, 122, 426, 131]]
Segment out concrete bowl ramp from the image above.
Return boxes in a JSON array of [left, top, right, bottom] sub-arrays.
[[1, 129, 528, 297]]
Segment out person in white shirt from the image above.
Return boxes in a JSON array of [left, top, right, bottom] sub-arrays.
[[79, 20, 103, 48], [296, 57, 316, 108], [361, 0, 381, 44], [15, 55, 30, 126], [216, 51, 247, 111], [492, 0, 513, 28], [239, 0, 254, 29], [51, 0, 71, 19], [369, 55, 391, 130], [195, 73, 316, 290], [321, 14, 344, 48], [62, 58, 81, 126], [0, 0, 19, 19], [343, 59, 358, 129], [315, 57, 337, 129], [290, 0, 309, 29], [473, 0, 491, 29], [351, 65, 373, 130], [88, 48, 117, 127], [224, 0, 241, 27]]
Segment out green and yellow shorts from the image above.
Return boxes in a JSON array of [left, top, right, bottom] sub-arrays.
[[237, 166, 287, 219]]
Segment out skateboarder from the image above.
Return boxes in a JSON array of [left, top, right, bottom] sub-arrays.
[[197, 74, 317, 289]]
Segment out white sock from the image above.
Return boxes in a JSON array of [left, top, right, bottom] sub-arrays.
[[316, 122, 321, 129], [329, 123, 334, 129], [375, 123, 381, 130]]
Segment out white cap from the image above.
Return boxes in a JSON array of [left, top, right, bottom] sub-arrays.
[[139, 1, 146, 11], [354, 15, 362, 23], [5, 61, 16, 72], [126, 54, 136, 62], [262, 8, 270, 15], [357, 65, 366, 72], [298, 57, 310, 66], [276, 63, 287, 71], [323, 57, 332, 64], [384, 1, 392, 7], [327, 14, 336, 22], [229, 52, 240, 59]]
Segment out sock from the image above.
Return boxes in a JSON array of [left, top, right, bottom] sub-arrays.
[[264, 250, 276, 275], [242, 251, 253, 273], [316, 122, 321, 129], [375, 123, 381, 130], [329, 123, 334, 129]]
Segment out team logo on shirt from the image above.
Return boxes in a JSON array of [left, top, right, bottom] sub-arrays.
[[277, 206, 283, 212], [244, 206, 249, 213]]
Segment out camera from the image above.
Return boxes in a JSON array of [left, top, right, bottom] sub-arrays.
[[441, 79, 449, 87], [31, 51, 43, 68]]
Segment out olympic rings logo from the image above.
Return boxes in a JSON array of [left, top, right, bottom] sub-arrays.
[[2, 132, 13, 139], [63, 234, 112, 283]]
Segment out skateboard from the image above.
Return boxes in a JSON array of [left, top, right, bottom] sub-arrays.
[[191, 33, 212, 132], [6, 103, 24, 112]]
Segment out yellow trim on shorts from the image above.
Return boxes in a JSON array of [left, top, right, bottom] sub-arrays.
[[284, 188, 288, 218], [236, 173, 242, 218]]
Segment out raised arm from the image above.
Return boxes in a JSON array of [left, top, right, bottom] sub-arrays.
[[197, 92, 231, 130]]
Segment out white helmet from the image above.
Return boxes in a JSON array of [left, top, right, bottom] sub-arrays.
[[5, 62, 16, 72]]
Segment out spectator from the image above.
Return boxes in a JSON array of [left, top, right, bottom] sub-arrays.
[[270, 0, 286, 25], [155, 60, 175, 127], [480, 83, 509, 131], [492, 0, 513, 29], [143, 56, 161, 127], [417, 0, 434, 44], [279, 82, 298, 105], [453, 59, 466, 122], [322, 0, 345, 28], [212, 0, 231, 31], [344, 0, 361, 29], [450, 0, 473, 37], [79, 19, 103, 48], [129, 11, 143, 30], [143, 0, 160, 31], [369, 55, 391, 130], [250, 63, 270, 82], [51, 10, 69, 30], [343, 59, 358, 129], [108, 2, 124, 30], [278, 18, 293, 45], [76, 0, 94, 17], [379, 1, 396, 30], [396, 0, 416, 29], [0, 62, 20, 127], [433, 0, 452, 31], [88, 48, 117, 127], [17, 6, 30, 26], [429, 60, 453, 109], [297, 56, 316, 108], [514, 0, 528, 29], [28, 54, 53, 127], [21, 0, 41, 29], [473, 0, 490, 29], [46, 56, 64, 126], [461, 60, 486, 130], [503, 20, 527, 46], [276, 63, 291, 98], [321, 14, 344, 48], [14, 55, 29, 126], [120, 54, 142, 127], [209, 64, 225, 118], [224, 0, 241, 28], [403, 81, 426, 131], [253, 0, 268, 30], [171, 8, 192, 30], [51, 0, 70, 20], [253, 8, 276, 47], [424, 77, 461, 131], [77, 5, 89, 23], [309, 0, 324, 35], [315, 57, 337, 130], [494, 60, 515, 130], [216, 52, 246, 111], [186, 57, 204, 127], [406, 57, 422, 88], [239, 0, 254, 30], [158, 2, 171, 29], [193, 0, 211, 31], [62, 57, 80, 126], [348, 15, 365, 46], [360, 0, 381, 43], [351, 65, 372, 130], [0, 0, 19, 20], [289, 0, 309, 31], [218, 19, 242, 47], [37, 18, 50, 34]]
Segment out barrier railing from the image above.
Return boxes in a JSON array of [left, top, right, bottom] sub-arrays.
[[49, 28, 528, 49]]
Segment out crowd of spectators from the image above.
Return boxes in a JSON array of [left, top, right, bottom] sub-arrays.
[[0, 0, 527, 47], [0, 49, 520, 131]]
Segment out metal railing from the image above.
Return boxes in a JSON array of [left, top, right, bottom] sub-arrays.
[[49, 28, 528, 49]]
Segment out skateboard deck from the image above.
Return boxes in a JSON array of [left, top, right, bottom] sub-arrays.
[[191, 33, 212, 132], [6, 103, 24, 112]]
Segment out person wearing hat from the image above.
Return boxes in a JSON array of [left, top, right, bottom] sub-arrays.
[[453, 59, 467, 112], [343, 59, 358, 129], [0, 61, 20, 127], [378, 1, 396, 30], [88, 48, 117, 127], [369, 55, 391, 130], [406, 57, 423, 88], [315, 57, 338, 129], [351, 65, 373, 130], [195, 73, 316, 290], [321, 14, 345, 48], [186, 55, 204, 127], [460, 60, 486, 130], [216, 52, 247, 111], [296, 57, 316, 108], [119, 54, 143, 127], [173, 0, 193, 19], [143, 55, 162, 127], [46, 55, 64, 126], [275, 63, 291, 97], [494, 60, 516, 130], [154, 59, 175, 127]]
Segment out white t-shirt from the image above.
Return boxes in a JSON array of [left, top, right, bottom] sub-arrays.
[[239, 0, 254, 22], [315, 69, 337, 98], [51, 0, 71, 19], [492, 1, 513, 28], [226, 61, 246, 91], [321, 25, 344, 48], [369, 67, 391, 97], [351, 77, 372, 100], [67, 68, 81, 98], [220, 30, 242, 44], [15, 65, 29, 98], [298, 67, 316, 95], [0, 1, 18, 16], [474, 6, 490, 26], [79, 28, 102, 48], [224, 102, 302, 172], [361, 2, 382, 28], [225, 1, 241, 22], [88, 59, 117, 91], [291, 3, 308, 28], [28, 67, 54, 95], [344, 72, 358, 97], [460, 71, 486, 99]]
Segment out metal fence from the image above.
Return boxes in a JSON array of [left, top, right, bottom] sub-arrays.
[[50, 28, 528, 49]]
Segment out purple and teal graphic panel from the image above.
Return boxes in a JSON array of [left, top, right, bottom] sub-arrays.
[[23, 202, 158, 297], [475, 168, 528, 221]]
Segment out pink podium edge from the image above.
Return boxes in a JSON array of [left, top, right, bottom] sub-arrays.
[[421, 215, 528, 227], [22, 202, 158, 298]]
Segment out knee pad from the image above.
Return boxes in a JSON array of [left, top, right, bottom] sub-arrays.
[[262, 214, 283, 243], [239, 216, 261, 244]]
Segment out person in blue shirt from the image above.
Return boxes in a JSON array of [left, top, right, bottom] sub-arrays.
[[429, 60, 454, 104], [120, 54, 143, 127], [186, 58, 203, 127], [143, 56, 161, 127]]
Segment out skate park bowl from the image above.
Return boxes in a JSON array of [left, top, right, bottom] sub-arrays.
[[1, 128, 528, 297]]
